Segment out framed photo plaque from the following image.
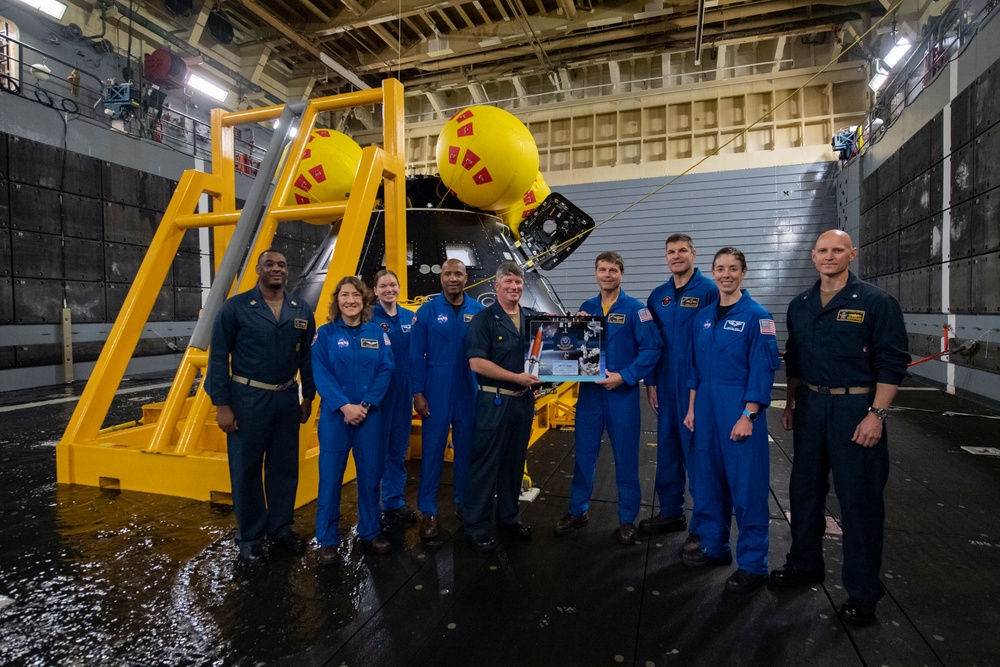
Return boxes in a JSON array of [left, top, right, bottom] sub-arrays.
[[524, 315, 605, 382]]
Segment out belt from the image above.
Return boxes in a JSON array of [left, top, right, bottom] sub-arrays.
[[805, 383, 873, 395], [479, 384, 530, 397], [232, 375, 296, 391]]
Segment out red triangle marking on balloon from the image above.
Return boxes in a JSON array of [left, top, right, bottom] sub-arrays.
[[448, 146, 459, 164], [295, 175, 312, 191], [457, 123, 473, 137], [473, 168, 492, 184], [462, 150, 480, 170], [309, 165, 327, 183]]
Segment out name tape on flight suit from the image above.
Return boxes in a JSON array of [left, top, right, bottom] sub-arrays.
[[607, 313, 626, 324], [294, 318, 308, 330], [680, 297, 701, 308], [464, 314, 474, 322], [836, 309, 866, 323], [361, 338, 380, 349]]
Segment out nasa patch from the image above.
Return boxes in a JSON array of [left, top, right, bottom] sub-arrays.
[[437, 314, 449, 324], [337, 338, 350, 348]]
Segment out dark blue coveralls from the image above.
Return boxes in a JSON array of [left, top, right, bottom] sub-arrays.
[[570, 290, 661, 524], [409, 294, 485, 516], [312, 319, 394, 545], [784, 272, 909, 604], [206, 286, 316, 547], [688, 290, 780, 574], [464, 302, 537, 537], [645, 268, 718, 529], [372, 301, 415, 513]]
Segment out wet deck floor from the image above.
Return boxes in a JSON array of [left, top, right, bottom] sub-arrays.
[[1, 374, 999, 666]]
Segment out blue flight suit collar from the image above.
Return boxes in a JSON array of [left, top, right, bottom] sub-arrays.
[[715, 288, 756, 319], [601, 289, 633, 342], [668, 268, 710, 293]]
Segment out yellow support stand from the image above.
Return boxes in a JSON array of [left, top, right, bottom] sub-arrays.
[[56, 81, 408, 507]]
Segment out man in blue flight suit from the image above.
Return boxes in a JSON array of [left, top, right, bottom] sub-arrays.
[[410, 258, 485, 540], [769, 230, 909, 627], [207, 249, 316, 566], [555, 251, 662, 545], [642, 233, 717, 555], [464, 261, 542, 552]]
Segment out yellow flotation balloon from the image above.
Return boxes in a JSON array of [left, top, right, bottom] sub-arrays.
[[497, 171, 551, 238], [287, 129, 363, 206], [436, 106, 539, 211]]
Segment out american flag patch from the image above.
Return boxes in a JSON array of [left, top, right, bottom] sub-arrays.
[[639, 308, 653, 322], [759, 319, 776, 335]]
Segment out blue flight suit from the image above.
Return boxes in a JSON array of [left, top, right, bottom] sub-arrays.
[[688, 290, 780, 574], [409, 294, 486, 516], [784, 272, 908, 604], [645, 268, 718, 529], [373, 302, 416, 513], [312, 319, 394, 545], [206, 286, 316, 548], [464, 302, 538, 536], [570, 290, 662, 524]]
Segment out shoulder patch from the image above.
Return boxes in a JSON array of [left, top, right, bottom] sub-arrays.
[[723, 319, 746, 332], [383, 333, 392, 346], [836, 309, 866, 324], [361, 338, 379, 349], [680, 296, 700, 308], [607, 313, 626, 325], [759, 319, 776, 335]]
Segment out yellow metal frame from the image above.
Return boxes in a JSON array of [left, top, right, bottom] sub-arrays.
[[56, 80, 408, 507]]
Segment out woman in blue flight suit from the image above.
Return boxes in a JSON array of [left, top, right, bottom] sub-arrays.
[[313, 276, 394, 566], [682, 247, 780, 594], [371, 269, 417, 523]]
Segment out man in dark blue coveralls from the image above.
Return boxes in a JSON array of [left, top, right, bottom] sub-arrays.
[[463, 261, 542, 552], [642, 233, 717, 556], [769, 230, 909, 627], [207, 250, 316, 566], [555, 251, 661, 545], [410, 258, 485, 540]]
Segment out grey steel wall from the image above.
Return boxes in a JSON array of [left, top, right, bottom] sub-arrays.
[[0, 129, 326, 391], [850, 34, 1000, 404], [542, 163, 840, 346]]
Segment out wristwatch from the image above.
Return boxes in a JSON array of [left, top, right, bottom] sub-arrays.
[[868, 406, 888, 421], [742, 409, 758, 422], [360, 401, 372, 410]]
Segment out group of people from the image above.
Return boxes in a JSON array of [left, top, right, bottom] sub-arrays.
[[206, 227, 908, 628]]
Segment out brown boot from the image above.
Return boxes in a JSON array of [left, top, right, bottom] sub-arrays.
[[420, 513, 439, 540]]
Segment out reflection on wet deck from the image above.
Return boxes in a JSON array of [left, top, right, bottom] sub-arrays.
[[1, 375, 999, 665]]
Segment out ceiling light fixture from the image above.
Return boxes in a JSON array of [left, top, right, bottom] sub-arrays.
[[186, 72, 228, 103], [14, 0, 67, 20], [883, 38, 912, 68]]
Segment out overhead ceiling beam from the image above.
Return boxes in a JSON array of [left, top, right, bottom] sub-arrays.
[[238, 0, 369, 88]]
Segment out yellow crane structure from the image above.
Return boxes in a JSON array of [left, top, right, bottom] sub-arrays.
[[56, 80, 409, 507]]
